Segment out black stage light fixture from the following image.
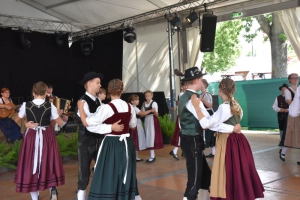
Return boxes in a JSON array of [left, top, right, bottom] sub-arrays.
[[81, 38, 93, 56], [55, 34, 64, 47], [170, 14, 181, 27], [186, 11, 198, 24], [124, 26, 136, 43], [19, 32, 31, 49]]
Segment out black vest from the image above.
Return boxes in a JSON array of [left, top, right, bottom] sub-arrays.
[[144, 101, 154, 115], [277, 95, 289, 109], [81, 94, 101, 135], [25, 101, 51, 126]]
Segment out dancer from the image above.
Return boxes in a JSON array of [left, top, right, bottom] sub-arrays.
[[128, 94, 155, 161], [200, 79, 215, 158], [279, 73, 298, 161], [76, 72, 123, 200], [191, 78, 264, 200], [97, 87, 106, 103], [284, 84, 300, 165], [14, 81, 65, 200], [178, 67, 241, 200], [142, 90, 164, 163], [272, 84, 289, 140], [78, 78, 141, 200], [170, 80, 187, 160], [0, 87, 23, 143]]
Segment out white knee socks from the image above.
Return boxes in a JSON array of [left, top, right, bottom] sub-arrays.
[[150, 150, 155, 159], [77, 190, 86, 200], [30, 191, 39, 200], [211, 146, 216, 155], [173, 147, 179, 155], [281, 147, 288, 157]]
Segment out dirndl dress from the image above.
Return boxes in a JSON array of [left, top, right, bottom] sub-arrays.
[[129, 118, 147, 151], [210, 132, 264, 200], [88, 102, 138, 200], [284, 115, 300, 148], [14, 126, 65, 192], [170, 115, 180, 147], [144, 114, 164, 150]]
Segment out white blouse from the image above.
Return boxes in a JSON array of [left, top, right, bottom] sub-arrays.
[[288, 86, 300, 117], [284, 87, 296, 101], [86, 99, 137, 134], [134, 106, 141, 115], [185, 89, 236, 133], [18, 99, 59, 121]]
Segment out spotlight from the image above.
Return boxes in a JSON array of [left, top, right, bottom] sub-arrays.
[[170, 14, 181, 27], [124, 26, 136, 43], [19, 33, 31, 49], [81, 38, 93, 56], [186, 11, 198, 24], [55, 34, 64, 47]]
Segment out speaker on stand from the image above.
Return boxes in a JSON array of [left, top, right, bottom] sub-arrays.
[[200, 13, 217, 52]]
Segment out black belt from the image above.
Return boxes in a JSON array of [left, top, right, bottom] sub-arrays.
[[85, 131, 104, 139]]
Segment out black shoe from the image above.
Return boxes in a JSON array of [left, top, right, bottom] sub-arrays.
[[169, 151, 179, 160], [136, 158, 144, 162], [205, 153, 214, 158], [279, 149, 285, 162], [145, 157, 156, 163], [297, 161, 300, 165], [50, 187, 58, 200]]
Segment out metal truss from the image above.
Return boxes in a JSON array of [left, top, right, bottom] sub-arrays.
[[70, 0, 227, 41], [0, 14, 96, 34]]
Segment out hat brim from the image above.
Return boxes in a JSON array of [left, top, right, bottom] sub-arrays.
[[181, 73, 206, 82], [79, 73, 104, 85]]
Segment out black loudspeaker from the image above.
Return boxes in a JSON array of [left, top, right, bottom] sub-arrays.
[[200, 14, 217, 52]]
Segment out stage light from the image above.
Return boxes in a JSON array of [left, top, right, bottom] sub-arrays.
[[124, 26, 136, 43], [19, 33, 31, 49], [170, 14, 181, 27], [186, 11, 198, 24], [55, 34, 64, 47], [81, 38, 93, 55]]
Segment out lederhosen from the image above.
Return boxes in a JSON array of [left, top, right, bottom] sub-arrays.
[[77, 94, 103, 190], [178, 90, 211, 200], [279, 88, 295, 146], [277, 95, 289, 131], [0, 97, 22, 142]]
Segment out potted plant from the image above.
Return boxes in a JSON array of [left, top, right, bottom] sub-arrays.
[[158, 114, 175, 144], [0, 141, 16, 172]]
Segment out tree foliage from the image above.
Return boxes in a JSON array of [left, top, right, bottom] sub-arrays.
[[201, 20, 243, 74]]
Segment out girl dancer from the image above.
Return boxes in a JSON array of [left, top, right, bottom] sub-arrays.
[[142, 90, 164, 163], [170, 81, 187, 160], [14, 81, 65, 200], [200, 79, 215, 158], [191, 78, 264, 200], [128, 94, 155, 161], [78, 79, 141, 200]]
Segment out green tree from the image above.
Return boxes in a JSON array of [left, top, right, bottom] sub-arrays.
[[201, 20, 243, 74], [243, 13, 287, 78]]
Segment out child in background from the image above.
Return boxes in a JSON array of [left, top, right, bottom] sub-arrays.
[[128, 94, 156, 161], [97, 87, 106, 103], [142, 90, 164, 163], [14, 81, 65, 200]]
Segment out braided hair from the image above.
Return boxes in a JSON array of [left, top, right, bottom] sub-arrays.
[[219, 78, 242, 117]]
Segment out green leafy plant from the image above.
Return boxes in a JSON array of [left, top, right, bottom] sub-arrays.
[[56, 134, 77, 157], [158, 114, 175, 137], [10, 140, 22, 163], [67, 132, 78, 156], [0, 142, 16, 169]]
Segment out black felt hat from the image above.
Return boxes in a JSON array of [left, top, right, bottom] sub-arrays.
[[181, 67, 206, 81], [79, 71, 104, 85], [279, 83, 289, 91]]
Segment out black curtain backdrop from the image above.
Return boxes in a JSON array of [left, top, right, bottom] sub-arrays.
[[0, 28, 123, 109]]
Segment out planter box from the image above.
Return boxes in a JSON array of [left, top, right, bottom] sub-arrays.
[[162, 135, 171, 144]]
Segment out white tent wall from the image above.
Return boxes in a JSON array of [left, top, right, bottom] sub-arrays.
[[0, 0, 59, 20], [123, 21, 181, 98]]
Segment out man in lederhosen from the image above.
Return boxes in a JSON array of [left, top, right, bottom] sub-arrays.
[[178, 67, 240, 200], [76, 72, 124, 200]]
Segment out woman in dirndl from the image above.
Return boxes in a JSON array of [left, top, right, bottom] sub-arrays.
[[78, 79, 141, 200], [191, 78, 264, 200], [284, 85, 300, 165], [128, 94, 155, 162], [14, 82, 65, 200]]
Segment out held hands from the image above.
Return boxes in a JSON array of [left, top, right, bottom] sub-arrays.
[[25, 121, 39, 129], [112, 120, 124, 132], [233, 124, 241, 133]]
